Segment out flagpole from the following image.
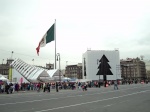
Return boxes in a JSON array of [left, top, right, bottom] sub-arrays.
[[55, 19, 56, 69]]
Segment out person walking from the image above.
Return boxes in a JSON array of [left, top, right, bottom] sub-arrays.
[[43, 83, 46, 92], [84, 82, 88, 91], [47, 83, 51, 92], [98, 81, 101, 88], [1, 83, 5, 93], [114, 80, 118, 90], [78, 82, 81, 90], [5, 83, 10, 94], [37, 83, 41, 92], [56, 82, 59, 92]]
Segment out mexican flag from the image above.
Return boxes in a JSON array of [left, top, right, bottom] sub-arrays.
[[36, 23, 55, 55]]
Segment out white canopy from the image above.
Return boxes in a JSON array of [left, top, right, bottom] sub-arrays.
[[47, 69, 58, 77], [0, 74, 8, 81], [47, 69, 64, 81]]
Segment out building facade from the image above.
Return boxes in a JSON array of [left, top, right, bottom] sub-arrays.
[[120, 57, 146, 80], [144, 60, 150, 80], [65, 63, 82, 79], [0, 59, 14, 78], [82, 50, 121, 81], [46, 63, 54, 70]]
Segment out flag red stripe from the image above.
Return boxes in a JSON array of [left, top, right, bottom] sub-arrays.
[[36, 43, 40, 56]]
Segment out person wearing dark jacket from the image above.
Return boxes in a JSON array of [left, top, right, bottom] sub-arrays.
[[5, 83, 10, 94], [98, 81, 101, 88], [15, 83, 19, 92], [56, 82, 59, 92], [9, 83, 13, 93], [47, 83, 51, 92]]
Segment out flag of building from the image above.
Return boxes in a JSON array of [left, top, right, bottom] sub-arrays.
[[36, 23, 55, 55]]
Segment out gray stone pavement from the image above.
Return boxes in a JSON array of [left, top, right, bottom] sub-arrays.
[[0, 83, 150, 112]]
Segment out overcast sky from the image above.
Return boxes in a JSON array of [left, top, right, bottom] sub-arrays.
[[0, 0, 150, 69]]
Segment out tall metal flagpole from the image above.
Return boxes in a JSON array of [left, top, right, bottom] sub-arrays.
[[55, 19, 56, 69]]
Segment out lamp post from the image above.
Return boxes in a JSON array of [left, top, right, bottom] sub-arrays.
[[56, 53, 61, 82]]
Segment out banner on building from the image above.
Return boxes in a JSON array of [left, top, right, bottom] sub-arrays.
[[8, 68, 12, 81]]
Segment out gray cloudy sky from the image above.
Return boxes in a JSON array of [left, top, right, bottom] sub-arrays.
[[0, 0, 150, 69]]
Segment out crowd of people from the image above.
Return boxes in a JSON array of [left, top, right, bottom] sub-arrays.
[[0, 79, 149, 94]]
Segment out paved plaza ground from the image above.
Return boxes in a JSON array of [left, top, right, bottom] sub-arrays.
[[0, 83, 150, 112]]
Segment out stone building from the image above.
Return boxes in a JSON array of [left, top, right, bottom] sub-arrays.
[[36, 63, 54, 70], [46, 63, 54, 70], [0, 59, 14, 78], [143, 60, 150, 80], [120, 57, 146, 81], [65, 63, 82, 79]]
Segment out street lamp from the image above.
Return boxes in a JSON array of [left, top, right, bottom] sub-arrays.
[[56, 53, 61, 82]]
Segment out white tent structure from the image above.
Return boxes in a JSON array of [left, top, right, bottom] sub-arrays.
[[47, 69, 58, 78], [10, 58, 67, 83], [0, 74, 9, 81], [28, 70, 50, 82], [10, 58, 50, 83], [47, 69, 64, 81]]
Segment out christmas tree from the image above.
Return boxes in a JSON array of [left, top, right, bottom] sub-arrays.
[[96, 55, 113, 87]]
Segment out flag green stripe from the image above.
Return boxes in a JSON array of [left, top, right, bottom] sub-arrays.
[[46, 23, 55, 44]]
